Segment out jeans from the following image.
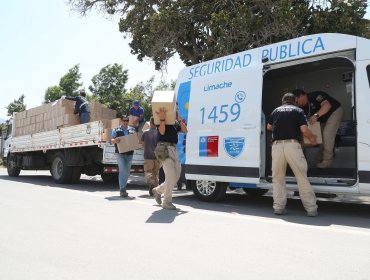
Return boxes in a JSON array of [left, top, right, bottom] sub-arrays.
[[115, 153, 133, 191], [80, 112, 90, 124]]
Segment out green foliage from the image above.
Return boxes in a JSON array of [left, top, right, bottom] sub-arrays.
[[43, 64, 83, 103], [89, 63, 129, 114], [59, 64, 82, 96], [68, 0, 370, 69], [6, 94, 26, 116]]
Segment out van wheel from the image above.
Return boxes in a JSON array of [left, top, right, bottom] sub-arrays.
[[243, 188, 268, 197], [7, 154, 21, 177], [51, 153, 72, 184], [101, 173, 118, 183], [192, 180, 227, 202]]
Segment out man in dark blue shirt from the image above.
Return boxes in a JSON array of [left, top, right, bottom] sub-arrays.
[[267, 93, 318, 217], [63, 89, 91, 124], [293, 89, 343, 168], [129, 100, 145, 132]]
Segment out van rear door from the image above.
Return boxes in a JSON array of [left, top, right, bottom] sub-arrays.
[[179, 50, 263, 184]]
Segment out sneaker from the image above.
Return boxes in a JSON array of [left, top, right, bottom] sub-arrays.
[[152, 188, 162, 205], [162, 203, 176, 210], [274, 209, 287, 215], [316, 160, 332, 168], [120, 190, 128, 198], [307, 210, 319, 217]]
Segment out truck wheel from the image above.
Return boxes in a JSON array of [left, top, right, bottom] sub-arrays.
[[7, 154, 21, 177], [101, 173, 118, 183], [192, 180, 227, 202], [243, 188, 268, 197], [69, 167, 82, 184], [51, 153, 72, 184]]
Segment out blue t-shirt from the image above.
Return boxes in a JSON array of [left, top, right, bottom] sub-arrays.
[[129, 106, 144, 123]]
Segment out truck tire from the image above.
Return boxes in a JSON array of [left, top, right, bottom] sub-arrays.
[[192, 180, 227, 202], [101, 173, 118, 183], [7, 154, 21, 177], [51, 153, 73, 184], [243, 188, 268, 197]]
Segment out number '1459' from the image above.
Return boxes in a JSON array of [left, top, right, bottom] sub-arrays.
[[200, 103, 241, 124]]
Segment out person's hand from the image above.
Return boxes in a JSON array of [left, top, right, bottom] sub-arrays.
[[309, 115, 318, 125], [112, 138, 120, 143], [156, 107, 166, 120], [308, 134, 318, 145]]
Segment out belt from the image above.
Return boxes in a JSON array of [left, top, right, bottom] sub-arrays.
[[158, 141, 176, 147], [274, 139, 299, 143]]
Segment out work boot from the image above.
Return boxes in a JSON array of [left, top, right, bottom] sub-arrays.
[[274, 209, 287, 215], [162, 202, 176, 210], [152, 188, 162, 205], [316, 160, 332, 168], [120, 190, 128, 198], [307, 210, 319, 217]]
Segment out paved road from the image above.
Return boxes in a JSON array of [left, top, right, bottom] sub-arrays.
[[1, 168, 370, 280]]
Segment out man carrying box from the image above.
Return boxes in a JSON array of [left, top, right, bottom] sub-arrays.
[[129, 100, 145, 132], [111, 115, 136, 197], [62, 89, 91, 124]]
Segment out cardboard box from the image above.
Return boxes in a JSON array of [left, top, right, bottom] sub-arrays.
[[151, 90, 176, 125], [129, 115, 139, 127], [116, 133, 140, 153], [304, 122, 322, 145], [110, 118, 121, 129]]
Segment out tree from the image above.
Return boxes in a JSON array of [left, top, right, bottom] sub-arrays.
[[43, 64, 83, 103], [68, 0, 369, 69], [89, 63, 129, 113], [6, 94, 26, 116]]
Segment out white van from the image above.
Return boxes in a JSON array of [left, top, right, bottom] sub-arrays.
[[174, 33, 370, 202]]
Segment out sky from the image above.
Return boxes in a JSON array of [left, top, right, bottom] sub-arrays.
[[0, 0, 184, 120], [0, 1, 369, 120]]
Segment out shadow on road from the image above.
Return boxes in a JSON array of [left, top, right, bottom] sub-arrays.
[[2, 172, 369, 229]]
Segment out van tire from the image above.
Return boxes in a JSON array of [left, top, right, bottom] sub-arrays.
[[243, 188, 268, 197], [51, 153, 73, 184], [7, 154, 21, 177], [192, 180, 227, 202]]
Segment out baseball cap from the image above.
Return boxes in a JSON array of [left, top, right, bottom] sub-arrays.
[[133, 100, 139, 106]]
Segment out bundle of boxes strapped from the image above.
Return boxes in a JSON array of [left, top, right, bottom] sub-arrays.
[[13, 99, 117, 137]]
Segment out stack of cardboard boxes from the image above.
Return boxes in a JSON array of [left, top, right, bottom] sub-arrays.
[[14, 99, 117, 137]]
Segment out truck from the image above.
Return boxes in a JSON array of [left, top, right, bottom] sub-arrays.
[[174, 33, 370, 201], [2, 117, 144, 184]]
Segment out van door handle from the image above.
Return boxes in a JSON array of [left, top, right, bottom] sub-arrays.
[[241, 124, 256, 129]]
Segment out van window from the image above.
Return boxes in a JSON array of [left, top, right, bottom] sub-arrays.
[[367, 65, 370, 87]]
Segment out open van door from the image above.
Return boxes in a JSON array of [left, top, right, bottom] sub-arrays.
[[176, 50, 263, 201]]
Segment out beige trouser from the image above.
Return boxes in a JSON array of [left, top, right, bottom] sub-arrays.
[[155, 146, 181, 204], [144, 159, 161, 188], [320, 107, 344, 161], [272, 140, 317, 213]]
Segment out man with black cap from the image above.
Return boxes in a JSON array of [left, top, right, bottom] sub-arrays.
[[267, 92, 318, 217], [293, 89, 343, 168], [62, 89, 91, 124]]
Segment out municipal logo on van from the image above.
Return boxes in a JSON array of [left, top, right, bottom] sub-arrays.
[[223, 137, 245, 158]]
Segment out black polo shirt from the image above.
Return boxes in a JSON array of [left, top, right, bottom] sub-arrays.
[[268, 104, 308, 142], [157, 122, 181, 144], [304, 91, 341, 122]]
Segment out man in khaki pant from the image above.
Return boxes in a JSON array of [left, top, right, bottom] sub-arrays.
[[267, 93, 319, 217], [293, 89, 343, 168], [152, 107, 188, 210]]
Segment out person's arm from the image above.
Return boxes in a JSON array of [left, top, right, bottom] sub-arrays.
[[178, 118, 188, 134], [267, 123, 273, 131], [300, 125, 317, 145], [64, 96, 78, 101], [139, 107, 144, 121], [156, 107, 166, 135], [309, 100, 331, 124]]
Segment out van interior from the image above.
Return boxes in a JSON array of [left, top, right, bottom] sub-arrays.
[[262, 51, 357, 187]]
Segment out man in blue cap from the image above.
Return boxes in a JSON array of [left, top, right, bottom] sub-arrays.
[[129, 100, 145, 132]]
